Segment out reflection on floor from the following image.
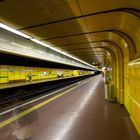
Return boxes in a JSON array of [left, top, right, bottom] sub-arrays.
[[0, 75, 139, 140]]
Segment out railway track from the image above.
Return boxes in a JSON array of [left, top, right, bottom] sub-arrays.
[[0, 75, 95, 111]]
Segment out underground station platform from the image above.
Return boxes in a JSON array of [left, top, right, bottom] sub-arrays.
[[0, 0, 140, 140], [0, 75, 139, 140]]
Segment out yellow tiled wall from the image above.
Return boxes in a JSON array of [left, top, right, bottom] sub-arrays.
[[0, 65, 8, 83], [0, 65, 93, 84], [125, 59, 140, 135]]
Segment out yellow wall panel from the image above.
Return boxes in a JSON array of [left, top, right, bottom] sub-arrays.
[[126, 59, 140, 135], [0, 65, 93, 84]]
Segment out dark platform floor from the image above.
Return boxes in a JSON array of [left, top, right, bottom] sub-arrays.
[[0, 75, 139, 140]]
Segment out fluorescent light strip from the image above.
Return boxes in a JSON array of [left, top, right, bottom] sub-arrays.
[[0, 24, 95, 69], [31, 39, 95, 68], [0, 23, 32, 39]]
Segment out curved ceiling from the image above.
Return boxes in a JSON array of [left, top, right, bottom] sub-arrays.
[[0, 0, 140, 67]]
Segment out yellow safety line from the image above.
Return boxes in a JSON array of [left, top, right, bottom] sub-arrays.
[[0, 87, 74, 128], [0, 77, 94, 128]]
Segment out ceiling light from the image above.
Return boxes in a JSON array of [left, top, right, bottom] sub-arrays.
[[0, 23, 32, 39], [31, 39, 49, 47], [31, 39, 95, 68], [0, 24, 96, 69]]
